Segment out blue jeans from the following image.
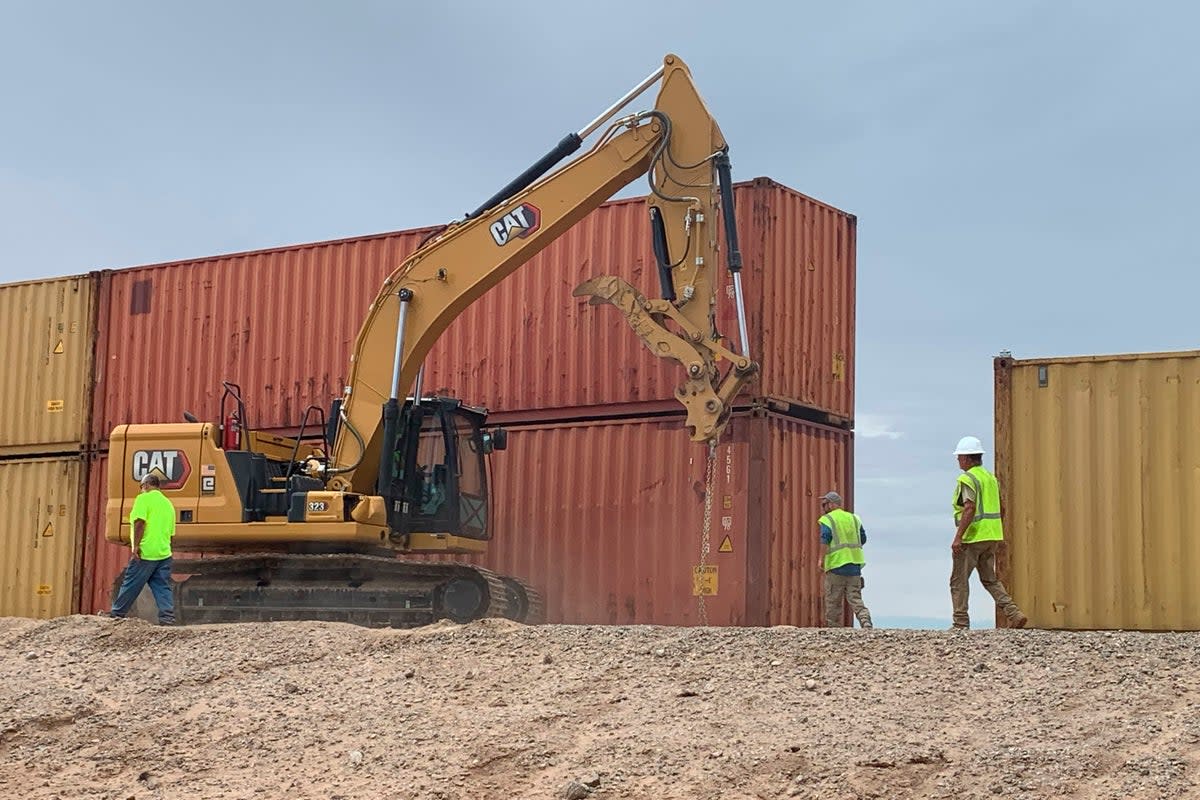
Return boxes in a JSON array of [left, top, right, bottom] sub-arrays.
[[111, 556, 175, 624]]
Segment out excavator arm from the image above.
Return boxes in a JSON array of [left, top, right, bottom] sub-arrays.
[[329, 53, 759, 495]]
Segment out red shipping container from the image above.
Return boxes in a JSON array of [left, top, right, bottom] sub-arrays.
[[80, 410, 852, 626], [81, 450, 123, 615], [91, 178, 855, 445]]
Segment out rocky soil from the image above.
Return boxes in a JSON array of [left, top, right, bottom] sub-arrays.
[[1, 616, 1197, 799]]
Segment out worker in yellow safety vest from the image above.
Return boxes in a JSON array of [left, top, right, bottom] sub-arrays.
[[819, 491, 873, 629], [950, 436, 1027, 630]]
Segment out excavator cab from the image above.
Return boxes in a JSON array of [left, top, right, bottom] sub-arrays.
[[384, 397, 502, 542]]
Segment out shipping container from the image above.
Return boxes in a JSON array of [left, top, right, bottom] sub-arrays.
[[0, 456, 87, 618], [81, 449, 122, 615], [91, 178, 855, 446], [0, 274, 98, 457], [81, 410, 853, 625], [994, 350, 1200, 631]]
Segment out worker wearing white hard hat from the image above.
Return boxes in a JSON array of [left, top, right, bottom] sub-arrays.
[[949, 436, 1027, 630]]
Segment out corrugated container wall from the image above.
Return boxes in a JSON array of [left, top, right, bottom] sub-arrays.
[[0, 274, 98, 456], [995, 351, 1200, 631], [82, 450, 122, 615], [81, 412, 851, 625], [763, 414, 855, 626], [91, 179, 854, 445], [0, 456, 87, 618], [748, 182, 855, 417]]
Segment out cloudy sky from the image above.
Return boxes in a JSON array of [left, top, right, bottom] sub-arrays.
[[4, 2, 1198, 627]]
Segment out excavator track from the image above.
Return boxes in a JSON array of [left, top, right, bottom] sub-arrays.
[[500, 576, 545, 625], [163, 553, 537, 628]]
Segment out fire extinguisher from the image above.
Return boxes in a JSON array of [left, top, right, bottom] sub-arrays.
[[222, 411, 241, 450]]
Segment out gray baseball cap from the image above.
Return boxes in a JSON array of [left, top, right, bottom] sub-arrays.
[[821, 491, 842, 504]]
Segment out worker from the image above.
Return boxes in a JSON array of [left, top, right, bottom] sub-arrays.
[[950, 436, 1028, 630], [819, 491, 873, 629], [109, 473, 177, 625]]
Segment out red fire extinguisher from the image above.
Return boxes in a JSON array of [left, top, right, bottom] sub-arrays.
[[222, 411, 241, 450]]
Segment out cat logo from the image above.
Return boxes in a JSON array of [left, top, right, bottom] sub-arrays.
[[489, 203, 541, 246], [132, 449, 192, 490]]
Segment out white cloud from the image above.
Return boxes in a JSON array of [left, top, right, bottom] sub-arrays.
[[854, 413, 904, 440]]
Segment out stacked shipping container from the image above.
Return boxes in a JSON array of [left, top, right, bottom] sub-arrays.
[[89, 179, 853, 433], [0, 275, 99, 617], [4, 177, 858, 626]]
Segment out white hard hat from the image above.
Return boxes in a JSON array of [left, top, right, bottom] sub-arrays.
[[954, 436, 985, 455]]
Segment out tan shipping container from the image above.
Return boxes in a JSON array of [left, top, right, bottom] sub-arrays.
[[0, 274, 98, 456], [0, 456, 87, 618], [994, 350, 1200, 631]]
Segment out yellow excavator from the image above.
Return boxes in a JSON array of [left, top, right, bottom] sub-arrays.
[[105, 53, 759, 626]]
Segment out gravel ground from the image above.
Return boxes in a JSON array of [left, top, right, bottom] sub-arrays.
[[1, 615, 1197, 799]]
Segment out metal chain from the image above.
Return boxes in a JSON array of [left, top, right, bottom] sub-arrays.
[[697, 439, 718, 626]]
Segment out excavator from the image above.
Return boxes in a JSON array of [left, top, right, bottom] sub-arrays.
[[105, 53, 759, 627]]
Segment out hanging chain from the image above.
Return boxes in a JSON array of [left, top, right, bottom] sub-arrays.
[[697, 438, 718, 626]]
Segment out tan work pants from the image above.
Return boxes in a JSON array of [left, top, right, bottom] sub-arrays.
[[950, 540, 1024, 628], [824, 573, 873, 628]]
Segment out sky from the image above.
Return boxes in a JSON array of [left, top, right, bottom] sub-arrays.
[[3, 1, 1198, 627]]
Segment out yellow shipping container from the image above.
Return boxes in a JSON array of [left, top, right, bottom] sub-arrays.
[[0, 456, 87, 618], [0, 273, 98, 456], [995, 350, 1200, 631]]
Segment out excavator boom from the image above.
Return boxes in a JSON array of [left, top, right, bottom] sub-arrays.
[[330, 53, 757, 494]]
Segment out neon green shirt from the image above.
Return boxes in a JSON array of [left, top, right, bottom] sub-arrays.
[[129, 489, 176, 559]]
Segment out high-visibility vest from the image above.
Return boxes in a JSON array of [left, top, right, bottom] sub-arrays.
[[820, 508, 866, 571], [953, 465, 1004, 543]]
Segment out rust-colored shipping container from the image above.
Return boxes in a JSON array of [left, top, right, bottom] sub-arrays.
[[91, 179, 854, 445], [81, 410, 852, 625], [0, 456, 87, 618], [81, 450, 123, 615], [995, 350, 1200, 631], [0, 274, 99, 457], [445, 407, 856, 627]]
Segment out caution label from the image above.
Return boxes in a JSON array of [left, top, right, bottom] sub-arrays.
[[42, 522, 54, 538], [36, 585, 52, 596], [692, 565, 718, 596], [718, 535, 733, 553], [53, 340, 64, 355], [46, 400, 64, 413]]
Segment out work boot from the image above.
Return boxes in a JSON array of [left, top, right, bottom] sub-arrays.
[[1010, 614, 1028, 629]]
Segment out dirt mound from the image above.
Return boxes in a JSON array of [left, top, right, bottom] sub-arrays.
[[1, 616, 1197, 799]]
